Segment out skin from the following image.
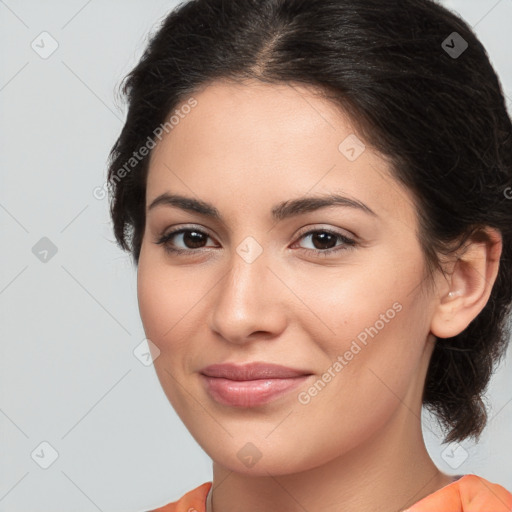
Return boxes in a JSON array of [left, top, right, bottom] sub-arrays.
[[137, 79, 502, 512]]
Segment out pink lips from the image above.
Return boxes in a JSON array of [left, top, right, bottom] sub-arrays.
[[200, 362, 313, 407]]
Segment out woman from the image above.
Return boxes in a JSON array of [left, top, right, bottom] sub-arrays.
[[106, 0, 512, 510]]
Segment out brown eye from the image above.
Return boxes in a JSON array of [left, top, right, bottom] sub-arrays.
[[155, 227, 217, 255], [294, 228, 357, 257], [178, 230, 208, 249], [307, 232, 338, 250]]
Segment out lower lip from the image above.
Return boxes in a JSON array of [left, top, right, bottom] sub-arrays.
[[201, 375, 311, 407]]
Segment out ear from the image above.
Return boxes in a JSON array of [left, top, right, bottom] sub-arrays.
[[430, 227, 502, 339]]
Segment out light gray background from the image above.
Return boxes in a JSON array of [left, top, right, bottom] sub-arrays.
[[1, 1, 511, 511]]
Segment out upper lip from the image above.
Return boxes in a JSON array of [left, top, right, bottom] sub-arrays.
[[200, 362, 312, 381]]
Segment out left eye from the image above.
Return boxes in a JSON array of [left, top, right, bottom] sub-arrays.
[[293, 229, 356, 255], [154, 227, 356, 256]]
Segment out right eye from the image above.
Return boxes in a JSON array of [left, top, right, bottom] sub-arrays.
[[154, 226, 219, 255]]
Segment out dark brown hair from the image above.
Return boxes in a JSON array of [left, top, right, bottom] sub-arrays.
[[106, 0, 512, 443]]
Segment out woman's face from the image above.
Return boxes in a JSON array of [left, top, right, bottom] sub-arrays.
[[137, 79, 442, 475]]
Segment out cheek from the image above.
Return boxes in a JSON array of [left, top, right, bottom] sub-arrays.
[[288, 250, 430, 378], [136, 263, 202, 412], [137, 259, 218, 368], [288, 260, 409, 338], [137, 261, 188, 350], [316, 281, 429, 411]]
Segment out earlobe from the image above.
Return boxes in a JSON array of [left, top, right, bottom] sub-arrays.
[[430, 228, 502, 339]]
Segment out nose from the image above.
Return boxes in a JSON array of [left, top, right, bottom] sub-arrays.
[[208, 244, 287, 345]]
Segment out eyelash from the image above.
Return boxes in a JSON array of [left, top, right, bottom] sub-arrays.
[[154, 225, 357, 258]]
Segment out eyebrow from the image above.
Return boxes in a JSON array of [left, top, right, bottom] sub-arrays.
[[147, 192, 377, 221]]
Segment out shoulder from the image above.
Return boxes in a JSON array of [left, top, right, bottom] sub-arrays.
[[146, 482, 212, 512], [406, 474, 512, 512]]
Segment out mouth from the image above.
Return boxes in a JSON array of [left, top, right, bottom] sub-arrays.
[[199, 362, 313, 407]]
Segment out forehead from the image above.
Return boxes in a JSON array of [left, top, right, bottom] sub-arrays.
[[157, 79, 353, 153], [146, 79, 417, 229]]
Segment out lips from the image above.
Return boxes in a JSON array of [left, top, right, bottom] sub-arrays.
[[199, 362, 313, 407], [200, 362, 312, 380]]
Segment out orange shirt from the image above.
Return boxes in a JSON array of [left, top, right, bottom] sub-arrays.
[[148, 474, 512, 512]]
